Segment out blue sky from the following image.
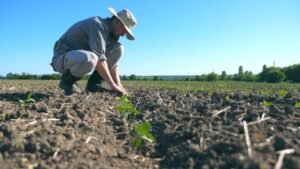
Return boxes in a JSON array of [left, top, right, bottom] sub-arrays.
[[0, 0, 299, 76]]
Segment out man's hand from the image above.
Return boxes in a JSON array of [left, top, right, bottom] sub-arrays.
[[111, 83, 127, 95], [95, 61, 127, 95], [120, 86, 127, 95], [110, 65, 127, 95]]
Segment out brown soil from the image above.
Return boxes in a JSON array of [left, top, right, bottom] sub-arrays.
[[0, 84, 300, 169]]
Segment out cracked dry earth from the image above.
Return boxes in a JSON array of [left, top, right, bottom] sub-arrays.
[[0, 83, 300, 169]]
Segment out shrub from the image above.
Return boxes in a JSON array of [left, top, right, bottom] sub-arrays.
[[283, 64, 300, 82], [265, 68, 285, 83], [206, 72, 219, 82]]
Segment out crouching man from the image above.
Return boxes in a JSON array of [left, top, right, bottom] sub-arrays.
[[51, 7, 137, 96]]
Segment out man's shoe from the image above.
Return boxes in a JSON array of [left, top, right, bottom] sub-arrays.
[[59, 70, 82, 95], [59, 81, 82, 95], [86, 70, 104, 93]]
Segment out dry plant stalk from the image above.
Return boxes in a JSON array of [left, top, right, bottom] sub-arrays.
[[21, 129, 35, 137], [253, 135, 274, 148], [212, 106, 231, 117], [199, 136, 204, 150], [219, 128, 239, 137], [181, 100, 185, 108], [85, 136, 99, 144], [85, 95, 92, 102], [66, 111, 74, 119], [42, 118, 60, 122], [25, 120, 38, 127], [25, 118, 60, 127], [135, 97, 141, 109], [53, 148, 60, 158], [157, 92, 163, 105], [247, 117, 271, 126], [274, 148, 295, 169], [243, 121, 253, 158], [106, 110, 116, 115], [11, 118, 35, 122], [98, 110, 106, 122]]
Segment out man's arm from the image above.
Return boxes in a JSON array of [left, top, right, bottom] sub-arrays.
[[95, 60, 125, 95], [111, 65, 122, 86], [111, 65, 127, 93]]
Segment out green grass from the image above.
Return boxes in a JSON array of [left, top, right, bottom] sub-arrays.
[[122, 80, 300, 96]]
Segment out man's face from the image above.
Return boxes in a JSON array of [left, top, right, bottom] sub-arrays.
[[114, 19, 127, 38]]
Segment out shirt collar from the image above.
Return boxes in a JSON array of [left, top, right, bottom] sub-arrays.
[[99, 17, 119, 41]]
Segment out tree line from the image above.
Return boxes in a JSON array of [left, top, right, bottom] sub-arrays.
[[183, 63, 300, 83], [1, 63, 299, 83]]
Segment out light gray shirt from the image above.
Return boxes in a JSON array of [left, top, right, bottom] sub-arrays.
[[53, 17, 118, 61]]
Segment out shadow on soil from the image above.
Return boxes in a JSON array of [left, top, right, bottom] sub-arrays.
[[0, 92, 52, 103]]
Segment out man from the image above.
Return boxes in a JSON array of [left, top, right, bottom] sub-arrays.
[[51, 7, 137, 95]]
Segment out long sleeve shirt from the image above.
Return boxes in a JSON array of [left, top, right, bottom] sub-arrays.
[[53, 16, 118, 61]]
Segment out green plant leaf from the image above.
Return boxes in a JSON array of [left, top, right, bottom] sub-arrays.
[[132, 137, 142, 148], [18, 92, 35, 106], [263, 100, 272, 107], [133, 122, 156, 143], [295, 102, 300, 108], [278, 89, 288, 97], [18, 99, 25, 106], [225, 95, 230, 101], [116, 95, 140, 119], [116, 96, 155, 148]]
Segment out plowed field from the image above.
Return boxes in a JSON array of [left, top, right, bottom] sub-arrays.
[[0, 80, 299, 169]]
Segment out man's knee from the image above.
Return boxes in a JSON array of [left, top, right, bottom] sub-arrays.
[[86, 52, 99, 69], [66, 50, 98, 77], [78, 51, 98, 76]]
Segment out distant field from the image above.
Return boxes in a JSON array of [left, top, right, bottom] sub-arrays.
[[123, 80, 300, 90], [1, 80, 300, 96], [123, 81, 300, 99]]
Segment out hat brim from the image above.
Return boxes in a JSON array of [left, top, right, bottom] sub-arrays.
[[108, 7, 135, 40]]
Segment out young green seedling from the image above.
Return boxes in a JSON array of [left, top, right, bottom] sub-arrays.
[[225, 95, 230, 101], [263, 100, 272, 107], [278, 89, 288, 97], [116, 95, 141, 119], [18, 92, 35, 106], [295, 102, 300, 108], [132, 121, 156, 148], [116, 95, 156, 148]]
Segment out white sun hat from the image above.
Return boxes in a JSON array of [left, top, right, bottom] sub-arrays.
[[108, 7, 137, 40]]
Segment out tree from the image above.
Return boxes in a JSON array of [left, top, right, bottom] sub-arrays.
[[221, 71, 227, 80], [194, 75, 202, 81], [7, 73, 23, 79], [121, 75, 128, 81], [206, 72, 219, 82], [153, 76, 160, 81], [241, 71, 257, 82], [265, 68, 285, 83], [237, 65, 244, 81], [262, 64, 267, 72], [184, 77, 191, 81], [258, 64, 268, 82], [238, 66, 243, 75], [40, 74, 61, 80], [128, 74, 136, 80], [283, 64, 300, 82]]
